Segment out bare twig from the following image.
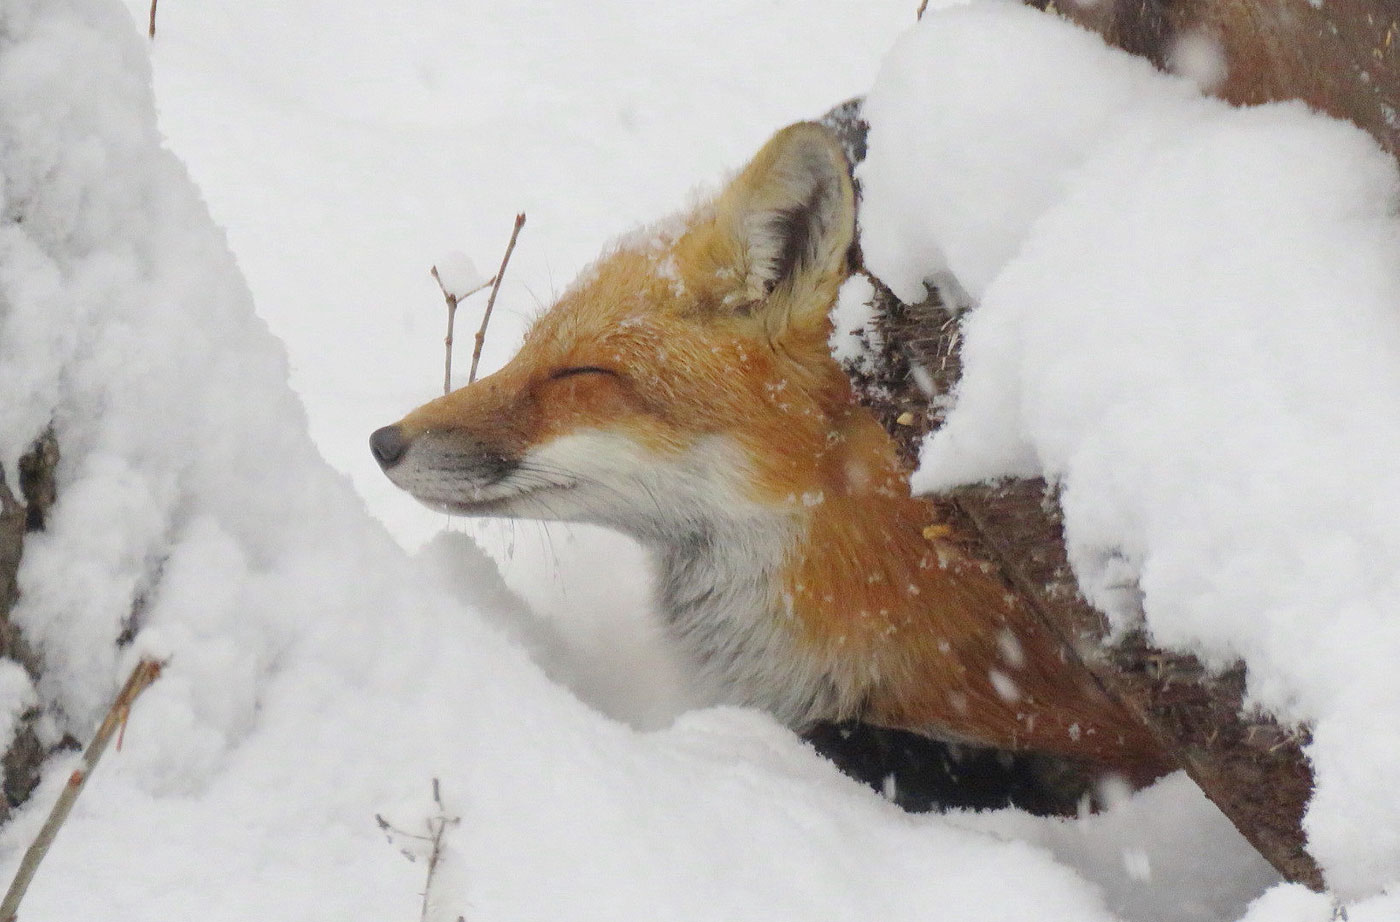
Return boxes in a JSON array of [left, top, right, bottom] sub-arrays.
[[431, 268, 495, 396], [420, 778, 452, 922], [376, 779, 460, 922], [0, 658, 164, 922], [148, 0, 157, 38], [916, 0, 929, 19], [468, 213, 526, 385]]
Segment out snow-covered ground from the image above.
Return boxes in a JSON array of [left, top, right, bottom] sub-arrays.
[[1, 0, 1397, 918]]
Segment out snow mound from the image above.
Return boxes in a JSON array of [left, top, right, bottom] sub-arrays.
[[860, 1, 1400, 899]]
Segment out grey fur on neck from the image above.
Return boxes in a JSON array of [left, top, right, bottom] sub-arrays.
[[648, 514, 851, 729]]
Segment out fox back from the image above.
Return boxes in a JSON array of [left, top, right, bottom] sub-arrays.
[[372, 123, 1168, 778]]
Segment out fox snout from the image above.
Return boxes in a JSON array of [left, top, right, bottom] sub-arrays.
[[369, 424, 408, 469], [368, 422, 524, 516]]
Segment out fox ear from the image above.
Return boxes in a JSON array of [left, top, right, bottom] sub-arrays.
[[717, 122, 855, 314]]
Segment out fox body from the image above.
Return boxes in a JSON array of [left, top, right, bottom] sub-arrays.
[[372, 124, 1167, 778]]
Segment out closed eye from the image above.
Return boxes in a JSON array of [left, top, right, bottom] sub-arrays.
[[549, 366, 619, 380]]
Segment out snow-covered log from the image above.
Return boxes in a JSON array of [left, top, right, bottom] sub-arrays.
[[831, 0, 1400, 891], [833, 260, 1320, 886]]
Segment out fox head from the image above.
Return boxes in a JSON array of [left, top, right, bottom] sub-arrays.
[[371, 122, 903, 544]]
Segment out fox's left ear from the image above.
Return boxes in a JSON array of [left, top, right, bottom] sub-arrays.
[[716, 122, 855, 319]]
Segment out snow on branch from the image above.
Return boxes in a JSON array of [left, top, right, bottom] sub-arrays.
[[431, 212, 526, 395]]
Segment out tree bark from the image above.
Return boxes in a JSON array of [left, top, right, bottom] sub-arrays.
[[1029, 0, 1400, 161], [0, 432, 59, 821]]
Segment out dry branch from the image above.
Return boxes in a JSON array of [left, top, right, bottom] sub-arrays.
[[0, 658, 164, 921], [431, 268, 495, 396], [419, 778, 455, 922], [147, 0, 157, 39], [375, 778, 460, 922], [432, 213, 525, 394], [468, 213, 525, 385]]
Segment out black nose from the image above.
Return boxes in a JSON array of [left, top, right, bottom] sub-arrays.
[[370, 425, 409, 469]]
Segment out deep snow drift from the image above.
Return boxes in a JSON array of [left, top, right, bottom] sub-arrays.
[[0, 0, 1394, 919]]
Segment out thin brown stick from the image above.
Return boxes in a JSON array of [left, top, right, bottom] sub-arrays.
[[468, 213, 526, 385], [916, 0, 929, 19], [431, 268, 495, 396], [0, 659, 164, 922], [420, 778, 452, 922], [148, 0, 158, 38], [375, 779, 459, 922]]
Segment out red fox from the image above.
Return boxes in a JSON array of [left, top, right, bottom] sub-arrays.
[[371, 123, 1171, 782]]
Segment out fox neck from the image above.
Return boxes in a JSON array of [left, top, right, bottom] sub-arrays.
[[642, 470, 959, 734], [640, 437, 1165, 772], [650, 506, 851, 728], [633, 422, 917, 731]]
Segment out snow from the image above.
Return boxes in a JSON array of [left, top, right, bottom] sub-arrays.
[[829, 274, 882, 375], [433, 251, 486, 299], [1168, 31, 1228, 93], [860, 0, 1400, 902], [1, 0, 1395, 917]]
